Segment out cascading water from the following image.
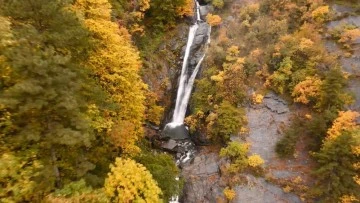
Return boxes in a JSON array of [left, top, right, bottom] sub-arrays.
[[166, 1, 210, 129], [172, 24, 199, 124], [167, 2, 211, 202]]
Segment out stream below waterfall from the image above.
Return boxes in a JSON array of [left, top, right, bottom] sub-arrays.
[[160, 0, 211, 167]]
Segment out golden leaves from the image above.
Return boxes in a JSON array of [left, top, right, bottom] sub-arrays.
[[206, 14, 222, 26], [292, 76, 322, 104], [104, 158, 162, 203], [326, 110, 359, 141]]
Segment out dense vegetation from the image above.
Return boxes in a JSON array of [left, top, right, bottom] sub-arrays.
[[186, 0, 359, 202], [0, 0, 190, 202], [0, 0, 359, 202]]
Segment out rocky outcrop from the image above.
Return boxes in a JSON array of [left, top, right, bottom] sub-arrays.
[[181, 152, 225, 203], [199, 5, 213, 19], [263, 92, 289, 114], [229, 92, 304, 203]]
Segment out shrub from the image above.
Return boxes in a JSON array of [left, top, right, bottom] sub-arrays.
[[207, 13, 222, 26], [223, 187, 236, 201]]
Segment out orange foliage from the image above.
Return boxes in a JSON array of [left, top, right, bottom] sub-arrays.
[[206, 14, 222, 26], [326, 111, 360, 141], [177, 0, 194, 17], [292, 76, 322, 104]]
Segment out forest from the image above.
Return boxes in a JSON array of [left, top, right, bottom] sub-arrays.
[[0, 0, 359, 202]]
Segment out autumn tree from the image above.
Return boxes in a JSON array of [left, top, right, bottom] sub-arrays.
[[74, 0, 146, 154], [146, 0, 188, 30], [0, 0, 102, 199], [313, 129, 360, 202], [207, 13, 222, 26], [265, 57, 293, 94], [220, 141, 264, 173], [292, 76, 322, 105], [104, 158, 162, 202], [135, 152, 182, 201], [208, 101, 245, 143], [312, 111, 360, 202], [110, 0, 151, 35]]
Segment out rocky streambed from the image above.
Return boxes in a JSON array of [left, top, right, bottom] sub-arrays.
[[179, 92, 311, 203]]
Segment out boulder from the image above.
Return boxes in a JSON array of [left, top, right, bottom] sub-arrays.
[[162, 123, 190, 139], [199, 5, 213, 19], [193, 22, 210, 47], [161, 139, 178, 151]]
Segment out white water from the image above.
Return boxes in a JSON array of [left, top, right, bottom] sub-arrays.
[[172, 24, 199, 124], [170, 1, 210, 125]]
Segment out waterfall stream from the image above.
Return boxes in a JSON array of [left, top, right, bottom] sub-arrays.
[[167, 1, 211, 128]]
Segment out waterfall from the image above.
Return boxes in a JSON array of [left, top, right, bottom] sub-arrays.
[[170, 1, 210, 126], [172, 24, 199, 124]]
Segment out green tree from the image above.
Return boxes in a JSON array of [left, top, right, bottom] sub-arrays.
[[209, 101, 244, 143], [146, 0, 186, 30], [316, 68, 352, 111], [312, 129, 360, 202], [135, 152, 182, 201], [0, 1, 101, 199]]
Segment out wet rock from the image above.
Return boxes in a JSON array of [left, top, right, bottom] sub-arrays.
[[162, 124, 189, 139], [193, 22, 210, 47], [161, 139, 177, 151]]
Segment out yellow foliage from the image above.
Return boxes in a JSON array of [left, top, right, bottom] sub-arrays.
[[339, 28, 360, 50], [248, 154, 264, 167], [110, 121, 140, 155], [354, 175, 360, 185], [305, 114, 312, 120], [252, 93, 264, 104], [104, 158, 162, 203], [340, 195, 359, 203], [206, 13, 222, 26], [223, 187, 236, 201], [293, 176, 303, 184], [299, 38, 314, 51], [265, 57, 293, 94], [240, 127, 249, 134], [177, 0, 194, 17], [326, 111, 360, 141], [74, 0, 146, 152], [292, 76, 322, 104], [211, 71, 225, 82], [311, 6, 329, 23], [145, 92, 164, 125], [283, 185, 292, 193]]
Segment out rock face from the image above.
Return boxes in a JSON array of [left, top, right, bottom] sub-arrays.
[[325, 5, 360, 112], [234, 175, 301, 203], [199, 5, 213, 19], [230, 92, 303, 203], [244, 92, 290, 163], [181, 152, 225, 203], [263, 92, 289, 114]]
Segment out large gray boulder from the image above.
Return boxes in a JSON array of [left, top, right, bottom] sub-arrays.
[[162, 123, 189, 139], [199, 5, 214, 19]]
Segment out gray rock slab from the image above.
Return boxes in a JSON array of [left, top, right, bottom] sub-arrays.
[[161, 139, 177, 151], [234, 176, 301, 203]]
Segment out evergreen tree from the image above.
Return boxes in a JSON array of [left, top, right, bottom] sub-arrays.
[[313, 129, 360, 202]]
